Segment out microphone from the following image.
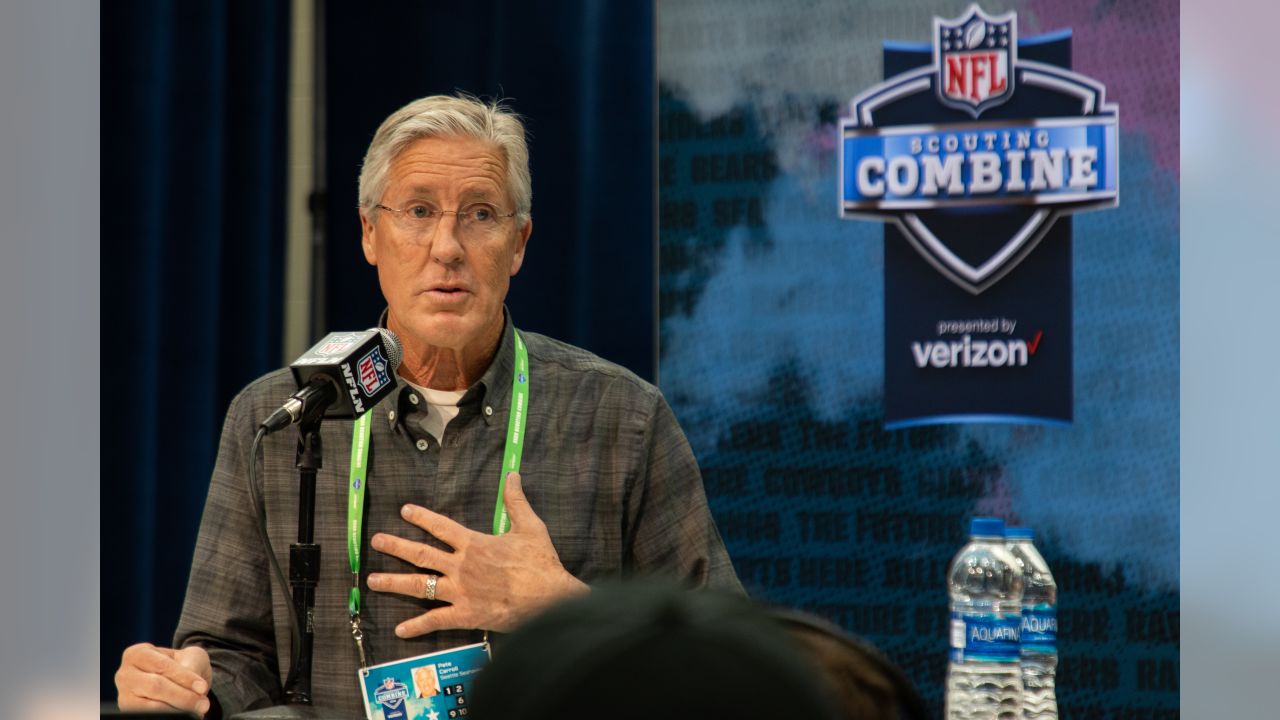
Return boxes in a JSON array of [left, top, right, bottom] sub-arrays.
[[261, 328, 404, 434]]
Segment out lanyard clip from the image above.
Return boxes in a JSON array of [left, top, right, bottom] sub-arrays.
[[350, 613, 368, 670]]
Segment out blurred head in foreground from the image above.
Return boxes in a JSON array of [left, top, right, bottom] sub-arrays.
[[773, 610, 930, 720], [471, 582, 841, 720]]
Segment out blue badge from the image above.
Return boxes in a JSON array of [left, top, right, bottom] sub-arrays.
[[360, 642, 489, 720]]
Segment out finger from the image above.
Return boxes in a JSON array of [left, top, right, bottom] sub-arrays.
[[117, 667, 210, 716], [123, 644, 208, 693], [400, 504, 473, 549], [367, 572, 457, 601], [371, 533, 456, 572], [503, 472, 545, 532], [174, 645, 213, 686], [156, 652, 209, 695], [395, 603, 472, 638], [117, 695, 175, 713]]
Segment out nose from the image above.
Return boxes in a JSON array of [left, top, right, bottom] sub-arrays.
[[427, 212, 465, 265]]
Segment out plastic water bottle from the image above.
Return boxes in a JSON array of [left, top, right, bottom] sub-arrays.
[[946, 517, 1023, 720], [1006, 527, 1058, 719]]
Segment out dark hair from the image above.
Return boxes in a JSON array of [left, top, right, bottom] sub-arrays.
[[471, 582, 841, 720], [771, 610, 930, 720]]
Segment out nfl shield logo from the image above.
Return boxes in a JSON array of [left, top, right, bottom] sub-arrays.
[[357, 346, 391, 397], [934, 4, 1016, 117], [316, 333, 359, 356]]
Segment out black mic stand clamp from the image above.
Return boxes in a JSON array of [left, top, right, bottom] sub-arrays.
[[283, 408, 326, 705]]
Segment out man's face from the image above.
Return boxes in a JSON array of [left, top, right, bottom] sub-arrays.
[[360, 135, 531, 354]]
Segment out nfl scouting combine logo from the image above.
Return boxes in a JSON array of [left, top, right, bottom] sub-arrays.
[[374, 676, 409, 720], [841, 5, 1118, 427], [839, 4, 1118, 294]]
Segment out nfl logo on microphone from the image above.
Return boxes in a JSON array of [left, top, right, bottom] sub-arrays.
[[358, 347, 391, 397], [316, 333, 359, 357]]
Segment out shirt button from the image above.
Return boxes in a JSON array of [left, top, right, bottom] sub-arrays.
[[484, 406, 494, 417], [388, 410, 396, 422], [409, 393, 420, 406], [415, 439, 428, 452]]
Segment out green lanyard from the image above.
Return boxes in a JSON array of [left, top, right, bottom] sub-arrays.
[[492, 329, 529, 535], [346, 329, 529, 623], [347, 411, 372, 618]]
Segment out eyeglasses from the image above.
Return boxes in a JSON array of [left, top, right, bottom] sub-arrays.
[[373, 201, 517, 241]]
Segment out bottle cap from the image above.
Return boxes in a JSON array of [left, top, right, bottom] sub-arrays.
[[970, 517, 1005, 537], [1005, 526, 1034, 540]]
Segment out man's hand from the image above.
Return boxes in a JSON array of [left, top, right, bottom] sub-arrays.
[[368, 472, 589, 637], [115, 643, 213, 717]]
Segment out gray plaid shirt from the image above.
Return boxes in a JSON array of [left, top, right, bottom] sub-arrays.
[[174, 312, 742, 718]]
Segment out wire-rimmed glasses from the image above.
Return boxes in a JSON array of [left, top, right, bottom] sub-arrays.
[[372, 201, 517, 242]]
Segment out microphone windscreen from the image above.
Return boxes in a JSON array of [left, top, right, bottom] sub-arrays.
[[374, 327, 404, 375]]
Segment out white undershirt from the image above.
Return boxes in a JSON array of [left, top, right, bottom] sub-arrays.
[[403, 380, 465, 444]]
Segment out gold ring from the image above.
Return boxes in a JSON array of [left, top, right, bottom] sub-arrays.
[[424, 574, 438, 601]]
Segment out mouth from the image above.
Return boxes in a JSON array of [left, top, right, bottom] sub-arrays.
[[422, 284, 471, 301]]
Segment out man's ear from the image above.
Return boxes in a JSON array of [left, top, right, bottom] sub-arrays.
[[360, 209, 378, 265], [509, 216, 532, 276]]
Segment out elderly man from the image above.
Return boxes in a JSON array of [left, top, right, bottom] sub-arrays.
[[115, 94, 741, 718]]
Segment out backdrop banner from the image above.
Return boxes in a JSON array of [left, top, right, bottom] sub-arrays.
[[658, 1, 1178, 715]]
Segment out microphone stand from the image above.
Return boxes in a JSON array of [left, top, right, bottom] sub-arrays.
[[283, 407, 325, 705]]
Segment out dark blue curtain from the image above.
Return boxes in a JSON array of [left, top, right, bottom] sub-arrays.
[[101, 0, 290, 698], [102, 0, 654, 701]]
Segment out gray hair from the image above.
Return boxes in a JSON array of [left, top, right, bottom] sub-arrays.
[[358, 93, 532, 218]]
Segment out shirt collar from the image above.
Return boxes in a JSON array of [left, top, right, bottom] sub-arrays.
[[378, 306, 515, 429], [464, 307, 516, 426]]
